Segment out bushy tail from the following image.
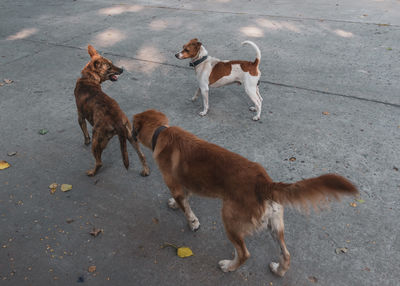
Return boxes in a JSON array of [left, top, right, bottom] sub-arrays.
[[242, 40, 261, 64], [270, 174, 358, 210], [117, 124, 129, 170]]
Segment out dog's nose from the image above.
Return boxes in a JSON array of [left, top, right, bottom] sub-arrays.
[[118, 68, 123, 74], [175, 53, 180, 59]]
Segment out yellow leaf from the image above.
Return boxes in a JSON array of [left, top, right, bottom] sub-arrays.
[[322, 111, 330, 115], [0, 161, 10, 170], [350, 202, 357, 207], [177, 247, 194, 258], [88, 266, 96, 273], [61, 184, 72, 192], [49, 183, 58, 194]]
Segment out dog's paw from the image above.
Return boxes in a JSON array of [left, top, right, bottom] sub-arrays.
[[252, 115, 260, 121], [218, 260, 236, 272], [86, 169, 96, 177], [199, 110, 208, 117], [84, 139, 91, 146], [191, 96, 198, 102], [168, 198, 179, 210], [140, 167, 150, 177], [189, 218, 200, 231], [249, 106, 257, 112], [269, 262, 285, 277]]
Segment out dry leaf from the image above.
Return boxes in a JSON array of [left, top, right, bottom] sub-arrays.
[[350, 202, 357, 207], [355, 198, 365, 203], [322, 111, 330, 115], [335, 247, 348, 254], [88, 266, 96, 273], [49, 183, 58, 194], [7, 151, 17, 156], [60, 184, 72, 192], [177, 247, 194, 258], [308, 276, 318, 283], [4, 79, 13, 84], [0, 161, 11, 170], [289, 157, 296, 162], [0, 82, 4, 87], [152, 218, 159, 224], [90, 228, 102, 237], [378, 23, 389, 26]]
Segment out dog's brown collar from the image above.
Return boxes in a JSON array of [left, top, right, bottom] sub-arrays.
[[152, 126, 168, 151]]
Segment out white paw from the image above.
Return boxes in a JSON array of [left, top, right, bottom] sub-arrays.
[[189, 218, 200, 231], [219, 260, 235, 272], [168, 198, 179, 209], [249, 106, 257, 112], [252, 115, 260, 121], [191, 96, 198, 102], [269, 262, 279, 273], [199, 110, 208, 116]]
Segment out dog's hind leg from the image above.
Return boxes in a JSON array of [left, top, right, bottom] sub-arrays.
[[78, 113, 91, 145], [268, 206, 290, 277], [219, 202, 250, 272], [127, 135, 150, 177], [167, 183, 200, 231], [244, 80, 262, 121], [86, 130, 110, 176]]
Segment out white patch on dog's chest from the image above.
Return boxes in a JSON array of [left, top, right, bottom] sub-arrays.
[[209, 64, 242, 88]]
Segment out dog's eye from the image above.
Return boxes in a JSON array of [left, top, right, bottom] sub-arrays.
[[183, 49, 189, 52]]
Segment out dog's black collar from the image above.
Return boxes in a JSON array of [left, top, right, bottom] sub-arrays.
[[189, 56, 208, 68], [152, 126, 168, 151]]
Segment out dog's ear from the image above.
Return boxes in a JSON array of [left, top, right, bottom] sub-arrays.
[[88, 45, 98, 58], [190, 38, 198, 43], [196, 41, 202, 47]]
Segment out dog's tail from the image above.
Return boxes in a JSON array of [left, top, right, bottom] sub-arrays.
[[266, 174, 358, 210], [117, 124, 129, 170], [242, 40, 261, 64]]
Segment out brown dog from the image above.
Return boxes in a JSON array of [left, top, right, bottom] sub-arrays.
[[132, 109, 358, 276], [74, 45, 149, 177]]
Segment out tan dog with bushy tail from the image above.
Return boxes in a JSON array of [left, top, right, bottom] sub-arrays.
[[132, 109, 358, 277]]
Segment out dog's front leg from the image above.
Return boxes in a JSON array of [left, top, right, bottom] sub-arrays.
[[199, 87, 209, 116], [167, 188, 200, 231], [192, 88, 200, 102], [78, 113, 91, 145]]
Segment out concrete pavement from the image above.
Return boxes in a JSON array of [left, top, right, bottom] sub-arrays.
[[1, 1, 399, 285]]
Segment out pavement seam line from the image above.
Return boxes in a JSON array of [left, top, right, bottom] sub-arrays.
[[19, 38, 400, 109], [135, 4, 398, 27]]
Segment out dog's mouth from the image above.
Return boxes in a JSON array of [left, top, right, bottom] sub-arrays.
[[109, 74, 119, 81]]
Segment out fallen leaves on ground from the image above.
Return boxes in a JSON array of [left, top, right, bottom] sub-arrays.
[[60, 184, 72, 192], [322, 111, 330, 115], [90, 228, 103, 237], [335, 247, 348, 254], [355, 198, 365, 203], [387, 47, 392, 51], [88, 266, 96, 273], [289, 157, 296, 162], [38, 129, 48, 135], [66, 218, 74, 224], [162, 243, 194, 258], [7, 151, 17, 156], [350, 202, 357, 207], [308, 276, 318, 283], [49, 183, 58, 194], [0, 161, 11, 170], [152, 217, 159, 224], [378, 23, 389, 26], [4, 79, 13, 84]]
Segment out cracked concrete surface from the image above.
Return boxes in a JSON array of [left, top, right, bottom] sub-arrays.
[[0, 1, 399, 285]]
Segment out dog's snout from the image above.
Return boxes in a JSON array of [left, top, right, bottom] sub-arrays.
[[175, 53, 180, 59], [119, 68, 123, 74]]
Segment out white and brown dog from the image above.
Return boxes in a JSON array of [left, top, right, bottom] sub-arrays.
[[132, 109, 359, 276], [175, 39, 263, 121]]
